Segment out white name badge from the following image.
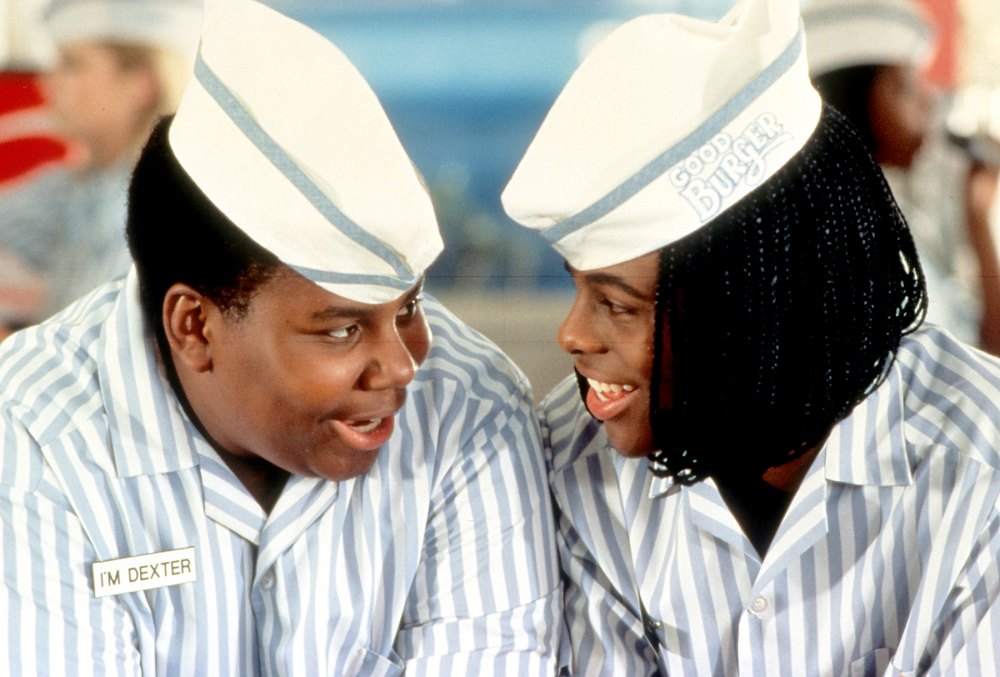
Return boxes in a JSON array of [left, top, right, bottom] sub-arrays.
[[92, 546, 196, 598]]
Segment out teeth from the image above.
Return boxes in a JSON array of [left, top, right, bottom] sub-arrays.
[[349, 419, 381, 433], [586, 378, 636, 396]]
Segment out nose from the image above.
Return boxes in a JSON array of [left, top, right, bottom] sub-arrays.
[[557, 296, 604, 355], [361, 328, 419, 391]]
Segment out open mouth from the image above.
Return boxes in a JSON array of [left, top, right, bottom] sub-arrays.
[[587, 378, 636, 401], [346, 418, 382, 434], [330, 415, 396, 451], [584, 378, 639, 421]]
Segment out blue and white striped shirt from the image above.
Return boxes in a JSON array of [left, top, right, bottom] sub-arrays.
[[0, 271, 561, 675], [542, 326, 1000, 676]]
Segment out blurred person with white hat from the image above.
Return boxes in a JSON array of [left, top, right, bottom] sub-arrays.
[[0, 0, 561, 673], [804, 0, 1000, 357], [0, 0, 201, 339], [502, 0, 1000, 673]]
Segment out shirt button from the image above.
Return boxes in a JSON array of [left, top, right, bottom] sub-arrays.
[[260, 571, 275, 590], [749, 596, 769, 615]]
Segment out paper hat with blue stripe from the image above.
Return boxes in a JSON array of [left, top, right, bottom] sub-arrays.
[[802, 0, 933, 77], [501, 0, 821, 272], [43, 0, 203, 55], [169, 0, 442, 304]]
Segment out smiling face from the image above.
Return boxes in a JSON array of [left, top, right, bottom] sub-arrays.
[[558, 251, 663, 457], [174, 270, 430, 483]]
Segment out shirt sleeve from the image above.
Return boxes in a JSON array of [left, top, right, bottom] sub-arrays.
[[395, 374, 563, 675], [0, 413, 143, 676]]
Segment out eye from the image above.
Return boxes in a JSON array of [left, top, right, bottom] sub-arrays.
[[328, 324, 359, 341], [397, 296, 423, 321], [601, 297, 632, 315]]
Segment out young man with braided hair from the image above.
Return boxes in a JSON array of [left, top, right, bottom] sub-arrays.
[[503, 0, 1000, 674]]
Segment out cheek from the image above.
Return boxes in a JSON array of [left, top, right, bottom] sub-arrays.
[[277, 355, 361, 412], [623, 326, 656, 383]]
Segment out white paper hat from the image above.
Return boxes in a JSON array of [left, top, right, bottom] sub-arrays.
[[501, 0, 822, 272], [169, 0, 442, 304], [43, 0, 203, 56], [802, 0, 933, 77]]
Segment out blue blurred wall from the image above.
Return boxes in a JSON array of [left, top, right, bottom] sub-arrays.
[[269, 1, 737, 291]]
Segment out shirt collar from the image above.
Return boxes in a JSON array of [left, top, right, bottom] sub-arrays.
[[822, 362, 913, 486], [99, 268, 204, 478]]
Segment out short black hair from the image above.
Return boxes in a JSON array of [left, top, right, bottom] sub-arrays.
[[126, 116, 280, 353], [811, 64, 882, 153], [648, 103, 926, 485]]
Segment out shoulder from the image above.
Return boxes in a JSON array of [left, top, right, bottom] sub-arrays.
[[540, 374, 609, 474], [419, 295, 534, 407], [407, 296, 546, 488], [896, 327, 1000, 471], [0, 281, 121, 450]]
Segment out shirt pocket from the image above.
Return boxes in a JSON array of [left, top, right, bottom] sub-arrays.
[[344, 646, 404, 677]]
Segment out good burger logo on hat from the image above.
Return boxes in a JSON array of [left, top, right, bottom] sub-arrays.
[[502, 0, 822, 272], [668, 111, 793, 222]]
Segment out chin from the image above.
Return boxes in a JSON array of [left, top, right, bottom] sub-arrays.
[[605, 425, 655, 458], [316, 449, 381, 482]]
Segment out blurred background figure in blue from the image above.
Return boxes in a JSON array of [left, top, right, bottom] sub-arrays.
[[802, 0, 1000, 356], [0, 0, 201, 339]]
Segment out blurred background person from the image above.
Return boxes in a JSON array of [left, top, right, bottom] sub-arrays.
[[0, 0, 73, 187], [0, 0, 72, 338], [0, 0, 201, 340], [802, 0, 1000, 356]]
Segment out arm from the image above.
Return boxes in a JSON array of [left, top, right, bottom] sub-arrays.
[[556, 509, 662, 677], [395, 377, 562, 675], [0, 415, 142, 676]]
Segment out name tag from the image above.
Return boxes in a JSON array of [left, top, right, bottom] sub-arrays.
[[92, 546, 196, 598]]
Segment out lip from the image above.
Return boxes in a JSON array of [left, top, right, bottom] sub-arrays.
[[330, 415, 396, 452], [327, 393, 405, 452], [577, 368, 641, 422], [585, 386, 639, 422]]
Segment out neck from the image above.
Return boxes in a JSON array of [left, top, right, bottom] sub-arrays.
[[761, 444, 821, 493], [713, 443, 823, 557]]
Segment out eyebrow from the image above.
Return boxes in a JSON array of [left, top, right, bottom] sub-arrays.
[[564, 262, 651, 301], [309, 279, 425, 322]]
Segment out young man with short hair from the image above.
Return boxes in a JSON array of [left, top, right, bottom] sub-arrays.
[[0, 1, 560, 673]]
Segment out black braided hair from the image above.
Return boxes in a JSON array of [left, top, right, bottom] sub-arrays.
[[648, 104, 926, 485]]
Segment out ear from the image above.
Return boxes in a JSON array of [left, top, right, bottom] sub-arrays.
[[163, 283, 214, 373]]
